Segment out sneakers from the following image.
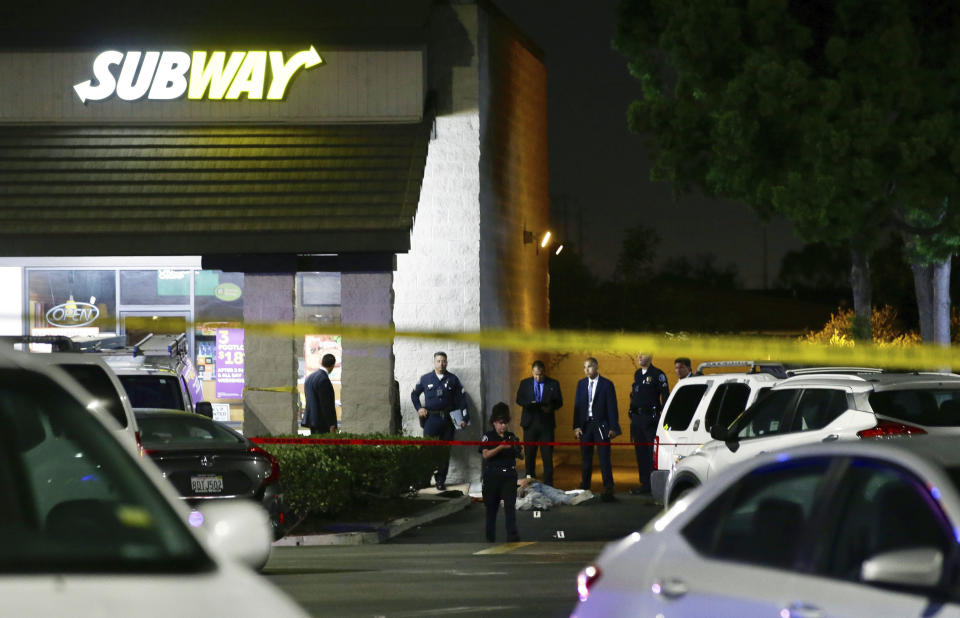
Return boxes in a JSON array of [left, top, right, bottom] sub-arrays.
[[570, 490, 594, 505]]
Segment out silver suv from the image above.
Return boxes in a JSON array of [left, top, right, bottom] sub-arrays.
[[665, 369, 960, 505]]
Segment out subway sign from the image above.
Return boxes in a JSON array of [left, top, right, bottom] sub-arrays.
[[73, 46, 323, 103]]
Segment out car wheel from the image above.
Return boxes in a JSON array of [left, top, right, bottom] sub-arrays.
[[668, 483, 698, 506]]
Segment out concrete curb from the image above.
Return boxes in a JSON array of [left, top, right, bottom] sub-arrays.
[[273, 492, 471, 547]]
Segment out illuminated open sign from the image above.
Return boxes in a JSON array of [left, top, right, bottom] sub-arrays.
[[73, 46, 323, 103], [46, 302, 101, 327]]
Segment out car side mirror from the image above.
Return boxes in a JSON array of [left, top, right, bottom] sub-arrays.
[[710, 424, 729, 441], [195, 401, 213, 418], [861, 547, 943, 588], [195, 500, 272, 570]]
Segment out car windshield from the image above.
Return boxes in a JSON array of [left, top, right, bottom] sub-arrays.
[[138, 415, 245, 448], [869, 389, 960, 427], [0, 367, 212, 573], [119, 374, 185, 410], [57, 363, 128, 427]]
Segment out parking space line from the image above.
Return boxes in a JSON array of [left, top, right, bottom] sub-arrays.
[[474, 542, 536, 555]]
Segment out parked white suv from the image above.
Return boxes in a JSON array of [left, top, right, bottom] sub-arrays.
[[650, 361, 784, 503], [664, 369, 960, 505]]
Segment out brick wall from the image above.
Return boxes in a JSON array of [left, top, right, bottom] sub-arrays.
[[478, 9, 550, 432]]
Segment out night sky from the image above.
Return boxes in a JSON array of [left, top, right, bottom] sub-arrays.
[[492, 0, 805, 289]]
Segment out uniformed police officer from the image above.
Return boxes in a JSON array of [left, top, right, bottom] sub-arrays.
[[479, 402, 522, 543], [411, 351, 468, 491], [629, 352, 670, 495]]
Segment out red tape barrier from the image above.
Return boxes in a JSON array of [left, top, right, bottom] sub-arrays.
[[250, 437, 704, 447]]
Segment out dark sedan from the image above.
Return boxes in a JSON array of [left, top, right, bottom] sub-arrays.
[[136, 409, 286, 539]]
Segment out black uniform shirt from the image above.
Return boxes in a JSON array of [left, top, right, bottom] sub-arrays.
[[630, 365, 670, 412], [411, 371, 469, 423], [479, 429, 521, 475]]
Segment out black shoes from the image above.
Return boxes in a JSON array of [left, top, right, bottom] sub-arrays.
[[507, 534, 521, 543], [436, 482, 446, 491], [629, 486, 651, 496], [601, 490, 616, 502]]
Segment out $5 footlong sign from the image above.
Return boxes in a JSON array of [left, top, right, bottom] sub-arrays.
[[73, 46, 323, 103]]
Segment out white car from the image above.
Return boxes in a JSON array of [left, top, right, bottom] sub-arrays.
[[42, 352, 141, 452], [2, 337, 140, 452], [575, 436, 960, 617], [665, 370, 960, 504], [0, 350, 307, 617], [651, 361, 783, 502]]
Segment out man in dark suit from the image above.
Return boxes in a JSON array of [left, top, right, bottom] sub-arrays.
[[304, 353, 337, 434], [573, 357, 620, 501], [515, 360, 563, 487]]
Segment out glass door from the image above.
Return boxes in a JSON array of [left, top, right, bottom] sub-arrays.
[[119, 311, 189, 349]]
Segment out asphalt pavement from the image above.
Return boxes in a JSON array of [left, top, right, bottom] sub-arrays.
[[264, 463, 664, 617]]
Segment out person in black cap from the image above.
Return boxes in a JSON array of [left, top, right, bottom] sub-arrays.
[[479, 402, 523, 543]]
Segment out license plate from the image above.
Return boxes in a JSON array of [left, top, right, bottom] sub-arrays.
[[190, 475, 223, 493]]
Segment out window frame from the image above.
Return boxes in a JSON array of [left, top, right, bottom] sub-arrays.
[[704, 381, 752, 432], [662, 382, 711, 431], [809, 457, 958, 594], [680, 456, 843, 571], [730, 388, 800, 440]]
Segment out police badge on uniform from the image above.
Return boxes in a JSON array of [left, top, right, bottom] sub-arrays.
[[645, 376, 653, 384]]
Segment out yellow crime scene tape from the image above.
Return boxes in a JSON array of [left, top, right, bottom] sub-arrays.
[[235, 321, 959, 371]]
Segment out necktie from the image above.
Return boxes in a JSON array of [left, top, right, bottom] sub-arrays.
[[588, 380, 595, 417], [535, 381, 542, 402]]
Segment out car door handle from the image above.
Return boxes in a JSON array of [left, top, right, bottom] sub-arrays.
[[821, 434, 839, 442], [652, 577, 687, 599], [784, 601, 824, 618]]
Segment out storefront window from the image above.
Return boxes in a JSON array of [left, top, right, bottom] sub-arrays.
[[193, 270, 244, 387], [119, 270, 191, 305], [296, 273, 342, 425], [27, 270, 117, 335]]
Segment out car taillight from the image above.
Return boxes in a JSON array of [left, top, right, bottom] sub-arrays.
[[251, 446, 280, 484], [653, 435, 659, 470], [857, 420, 927, 438], [577, 565, 602, 602]]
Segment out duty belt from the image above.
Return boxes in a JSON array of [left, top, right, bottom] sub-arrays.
[[427, 409, 448, 416]]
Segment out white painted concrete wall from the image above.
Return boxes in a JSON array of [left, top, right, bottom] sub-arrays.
[[393, 111, 483, 483]]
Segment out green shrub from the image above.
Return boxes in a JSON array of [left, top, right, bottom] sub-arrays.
[[260, 434, 450, 517], [263, 442, 352, 516]]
